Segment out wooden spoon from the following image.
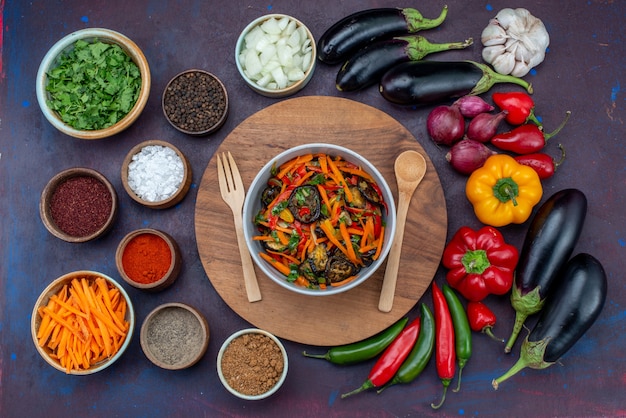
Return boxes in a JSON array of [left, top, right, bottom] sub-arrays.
[[378, 150, 427, 312]]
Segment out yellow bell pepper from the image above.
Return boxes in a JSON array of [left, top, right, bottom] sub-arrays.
[[465, 154, 542, 227]]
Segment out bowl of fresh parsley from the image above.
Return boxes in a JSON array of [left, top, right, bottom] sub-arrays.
[[36, 28, 151, 140]]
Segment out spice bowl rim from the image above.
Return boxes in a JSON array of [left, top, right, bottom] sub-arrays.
[[216, 328, 289, 400], [235, 13, 317, 98], [162, 69, 229, 136], [115, 228, 182, 292], [36, 27, 151, 140], [139, 302, 210, 370], [242, 143, 397, 296], [31, 270, 135, 375], [40, 167, 118, 243], [121, 139, 192, 209]]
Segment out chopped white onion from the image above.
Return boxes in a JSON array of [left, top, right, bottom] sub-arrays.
[[240, 16, 312, 90]]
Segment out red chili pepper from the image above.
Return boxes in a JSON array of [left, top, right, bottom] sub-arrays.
[[492, 91, 542, 126], [467, 301, 504, 343], [442, 226, 519, 302], [490, 111, 571, 154], [431, 282, 455, 410], [341, 317, 421, 398], [514, 144, 566, 179]]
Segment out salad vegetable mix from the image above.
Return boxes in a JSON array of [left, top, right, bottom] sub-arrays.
[[253, 153, 387, 289]]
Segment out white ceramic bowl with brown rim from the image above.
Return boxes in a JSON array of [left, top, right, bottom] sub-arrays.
[[217, 328, 288, 400], [162, 69, 229, 136], [121, 139, 192, 209], [31, 270, 135, 375], [40, 167, 118, 243], [115, 228, 182, 292], [235, 14, 316, 98], [36, 28, 151, 139], [140, 303, 210, 370]]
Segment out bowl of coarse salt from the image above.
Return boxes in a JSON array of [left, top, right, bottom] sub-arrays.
[[235, 14, 316, 98], [121, 140, 192, 209]]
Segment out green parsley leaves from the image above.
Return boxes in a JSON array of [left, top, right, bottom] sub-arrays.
[[46, 39, 142, 130]]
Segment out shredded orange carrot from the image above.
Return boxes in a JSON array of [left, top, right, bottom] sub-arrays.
[[36, 275, 129, 373], [339, 221, 359, 265], [293, 276, 310, 288], [327, 156, 354, 203], [259, 252, 292, 276], [320, 219, 349, 258], [373, 226, 385, 261], [330, 275, 358, 287]]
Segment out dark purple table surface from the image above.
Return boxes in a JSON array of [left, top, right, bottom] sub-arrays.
[[1, 1, 625, 417]]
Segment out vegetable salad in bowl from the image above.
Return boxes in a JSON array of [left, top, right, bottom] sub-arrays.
[[243, 143, 396, 296]]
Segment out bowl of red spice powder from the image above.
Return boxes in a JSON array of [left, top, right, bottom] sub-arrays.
[[40, 167, 118, 243], [115, 228, 182, 292], [217, 328, 288, 400]]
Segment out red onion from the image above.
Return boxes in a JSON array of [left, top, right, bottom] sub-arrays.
[[453, 95, 495, 118], [445, 139, 497, 175], [427, 104, 465, 145], [466, 110, 508, 142]]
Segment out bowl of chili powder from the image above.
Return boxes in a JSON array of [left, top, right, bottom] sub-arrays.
[[115, 228, 182, 292], [40, 167, 118, 243]]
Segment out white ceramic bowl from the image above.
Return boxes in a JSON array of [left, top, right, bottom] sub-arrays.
[[242, 143, 397, 296], [36, 28, 151, 139], [235, 14, 316, 98], [31, 271, 135, 375], [217, 328, 288, 400]]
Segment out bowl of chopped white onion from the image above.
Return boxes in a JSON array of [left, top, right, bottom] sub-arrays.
[[235, 14, 316, 98]]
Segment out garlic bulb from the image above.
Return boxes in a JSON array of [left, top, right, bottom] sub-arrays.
[[481, 8, 549, 77]]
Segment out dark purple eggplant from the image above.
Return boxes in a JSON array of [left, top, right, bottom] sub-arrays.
[[504, 189, 588, 353], [379, 60, 533, 106], [336, 36, 473, 92], [493, 253, 607, 390], [318, 6, 448, 65]]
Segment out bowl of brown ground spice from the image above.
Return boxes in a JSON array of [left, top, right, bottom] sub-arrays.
[[140, 303, 210, 370], [217, 328, 288, 400], [162, 69, 229, 136], [40, 167, 118, 243]]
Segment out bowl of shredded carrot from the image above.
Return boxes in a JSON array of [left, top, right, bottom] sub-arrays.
[[31, 270, 135, 374], [242, 143, 397, 296]]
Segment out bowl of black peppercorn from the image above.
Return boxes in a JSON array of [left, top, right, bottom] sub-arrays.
[[162, 69, 229, 136]]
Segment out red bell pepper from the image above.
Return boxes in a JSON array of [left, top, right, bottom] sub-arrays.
[[492, 91, 542, 126], [467, 301, 504, 342], [341, 316, 421, 398], [514, 144, 566, 179], [490, 111, 571, 155], [442, 226, 519, 302]]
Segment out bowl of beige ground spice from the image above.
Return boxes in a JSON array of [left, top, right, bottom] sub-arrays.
[[140, 303, 209, 370], [217, 328, 288, 400]]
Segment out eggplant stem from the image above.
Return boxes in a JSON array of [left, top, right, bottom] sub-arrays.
[[469, 61, 533, 95], [401, 36, 473, 61], [404, 5, 449, 32]]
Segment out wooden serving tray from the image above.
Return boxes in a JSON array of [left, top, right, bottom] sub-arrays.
[[195, 96, 447, 346]]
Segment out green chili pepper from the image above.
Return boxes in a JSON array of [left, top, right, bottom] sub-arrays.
[[377, 304, 435, 392], [302, 317, 408, 365], [442, 284, 472, 392]]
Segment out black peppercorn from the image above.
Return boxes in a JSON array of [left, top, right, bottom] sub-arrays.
[[163, 70, 228, 135]]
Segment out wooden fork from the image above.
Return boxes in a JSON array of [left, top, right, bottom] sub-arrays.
[[216, 151, 262, 302]]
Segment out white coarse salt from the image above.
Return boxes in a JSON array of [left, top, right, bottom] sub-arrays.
[[127, 145, 184, 202]]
